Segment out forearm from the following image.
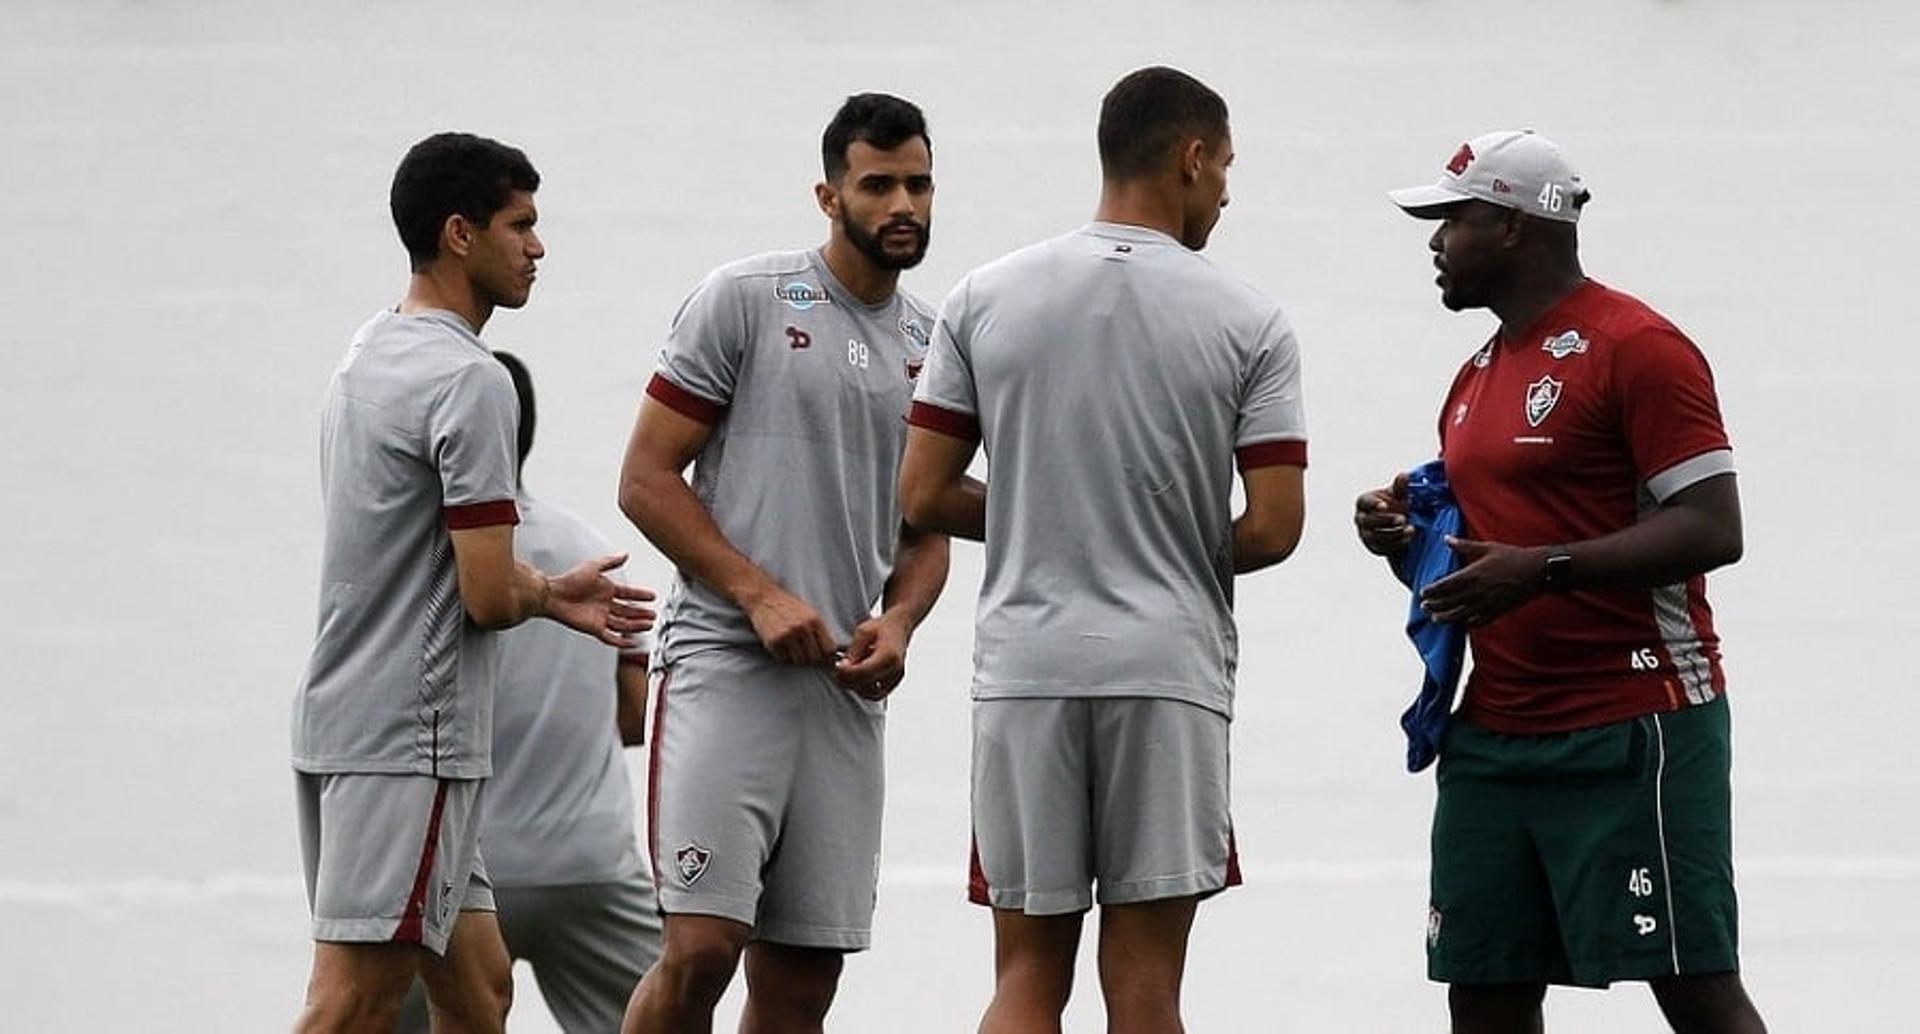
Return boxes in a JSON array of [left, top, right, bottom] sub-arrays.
[[1548, 493, 1742, 591], [878, 525, 951, 633], [904, 476, 987, 542], [615, 659, 649, 747], [1231, 511, 1302, 573], [619, 467, 785, 609]]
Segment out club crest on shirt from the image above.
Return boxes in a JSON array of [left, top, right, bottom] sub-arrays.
[[775, 282, 832, 311], [675, 842, 712, 887], [1542, 330, 1589, 360], [1525, 375, 1563, 427]]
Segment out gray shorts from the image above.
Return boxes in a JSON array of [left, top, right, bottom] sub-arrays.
[[969, 697, 1239, 915], [648, 647, 886, 949], [295, 771, 495, 956], [397, 872, 662, 1033]]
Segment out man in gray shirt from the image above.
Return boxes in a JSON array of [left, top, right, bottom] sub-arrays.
[[292, 133, 654, 1034], [397, 352, 663, 1033], [900, 67, 1308, 1033], [616, 94, 950, 1034]]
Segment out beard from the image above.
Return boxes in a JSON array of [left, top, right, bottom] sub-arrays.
[[842, 212, 930, 271]]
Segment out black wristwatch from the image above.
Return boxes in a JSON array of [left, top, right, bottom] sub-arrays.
[[1543, 549, 1575, 592]]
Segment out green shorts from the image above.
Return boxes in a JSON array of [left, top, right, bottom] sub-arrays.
[[1427, 696, 1741, 988]]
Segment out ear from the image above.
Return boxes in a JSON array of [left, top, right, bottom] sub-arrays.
[[441, 213, 476, 259], [1179, 138, 1207, 184], [814, 180, 838, 220]]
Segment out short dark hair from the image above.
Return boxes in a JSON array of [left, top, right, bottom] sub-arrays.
[[1097, 67, 1229, 180], [822, 93, 930, 182], [492, 350, 535, 475], [390, 132, 540, 270]]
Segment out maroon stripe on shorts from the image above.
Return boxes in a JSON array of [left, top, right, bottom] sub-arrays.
[[645, 669, 672, 897], [968, 835, 991, 906], [1225, 824, 1244, 888], [391, 779, 452, 944]]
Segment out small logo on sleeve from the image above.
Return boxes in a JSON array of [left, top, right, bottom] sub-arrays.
[[675, 842, 713, 887], [899, 317, 930, 351], [1541, 330, 1589, 359], [1525, 375, 1563, 427]]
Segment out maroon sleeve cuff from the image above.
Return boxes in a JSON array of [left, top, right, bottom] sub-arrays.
[[907, 400, 982, 441], [1235, 439, 1308, 471], [646, 373, 728, 425], [444, 499, 521, 530]]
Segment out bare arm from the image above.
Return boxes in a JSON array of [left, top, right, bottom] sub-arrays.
[[615, 655, 649, 747], [834, 523, 951, 700], [449, 526, 654, 647], [1233, 463, 1307, 573], [1420, 473, 1743, 627], [616, 396, 838, 664], [898, 425, 987, 541]]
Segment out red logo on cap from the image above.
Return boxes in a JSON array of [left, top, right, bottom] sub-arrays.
[[1446, 143, 1474, 176]]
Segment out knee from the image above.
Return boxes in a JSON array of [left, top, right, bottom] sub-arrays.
[[997, 953, 1076, 1012], [655, 937, 745, 1005], [298, 983, 410, 1034], [745, 947, 844, 1019]]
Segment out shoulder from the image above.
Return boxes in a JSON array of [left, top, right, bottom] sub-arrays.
[[704, 249, 816, 294]]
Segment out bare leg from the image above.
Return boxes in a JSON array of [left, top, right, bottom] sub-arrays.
[[1448, 983, 1547, 1034], [740, 942, 845, 1034], [416, 910, 513, 1034], [1650, 971, 1767, 1034], [979, 909, 1084, 1034], [293, 941, 418, 1034], [1096, 897, 1198, 1034], [622, 914, 752, 1034]]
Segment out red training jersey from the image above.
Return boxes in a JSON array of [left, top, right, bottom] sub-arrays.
[[1439, 280, 1735, 734]]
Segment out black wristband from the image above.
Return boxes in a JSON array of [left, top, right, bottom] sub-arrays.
[[1543, 550, 1574, 592]]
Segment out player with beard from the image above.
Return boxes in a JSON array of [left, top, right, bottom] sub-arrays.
[[616, 93, 950, 1034]]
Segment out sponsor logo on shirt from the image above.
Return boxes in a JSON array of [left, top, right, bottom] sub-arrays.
[[785, 325, 812, 350], [775, 282, 832, 311], [905, 358, 924, 381], [675, 842, 713, 887], [1525, 375, 1563, 428], [1471, 341, 1494, 368], [899, 316, 929, 351], [1542, 330, 1589, 359]]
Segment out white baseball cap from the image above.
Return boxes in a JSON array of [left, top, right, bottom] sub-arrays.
[[1388, 129, 1589, 223]]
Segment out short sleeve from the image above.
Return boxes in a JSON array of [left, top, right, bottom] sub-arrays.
[[1233, 308, 1309, 470], [431, 360, 520, 529], [648, 271, 747, 424], [1614, 326, 1733, 501], [908, 278, 982, 440]]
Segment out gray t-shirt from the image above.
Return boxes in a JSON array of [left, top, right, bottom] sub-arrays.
[[910, 223, 1308, 718], [292, 308, 521, 778], [645, 249, 935, 662], [482, 492, 649, 886]]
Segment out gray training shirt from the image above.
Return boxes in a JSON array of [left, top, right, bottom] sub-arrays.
[[645, 249, 934, 662], [910, 223, 1308, 718], [293, 308, 520, 778], [481, 492, 648, 886]]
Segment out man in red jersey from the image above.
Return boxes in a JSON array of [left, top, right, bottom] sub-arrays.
[[1355, 130, 1767, 1033]]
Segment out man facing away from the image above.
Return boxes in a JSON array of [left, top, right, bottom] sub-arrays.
[[615, 93, 950, 1034], [291, 132, 654, 1034], [1355, 129, 1766, 1033], [396, 350, 663, 1033], [899, 66, 1309, 1034]]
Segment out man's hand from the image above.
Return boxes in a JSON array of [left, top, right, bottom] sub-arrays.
[[833, 613, 910, 701], [1353, 472, 1414, 558], [1418, 538, 1550, 627], [545, 553, 657, 648], [744, 587, 839, 666]]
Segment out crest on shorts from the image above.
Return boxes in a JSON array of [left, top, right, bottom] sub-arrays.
[[675, 842, 712, 887], [1525, 375, 1563, 428], [1541, 330, 1589, 360]]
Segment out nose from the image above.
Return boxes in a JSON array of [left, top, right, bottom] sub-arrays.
[[527, 230, 546, 260], [1427, 224, 1443, 253], [1220, 188, 1230, 210]]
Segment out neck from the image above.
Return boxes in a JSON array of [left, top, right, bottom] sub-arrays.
[[1492, 258, 1587, 341], [1093, 176, 1185, 244], [398, 266, 491, 333], [820, 236, 898, 306]]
